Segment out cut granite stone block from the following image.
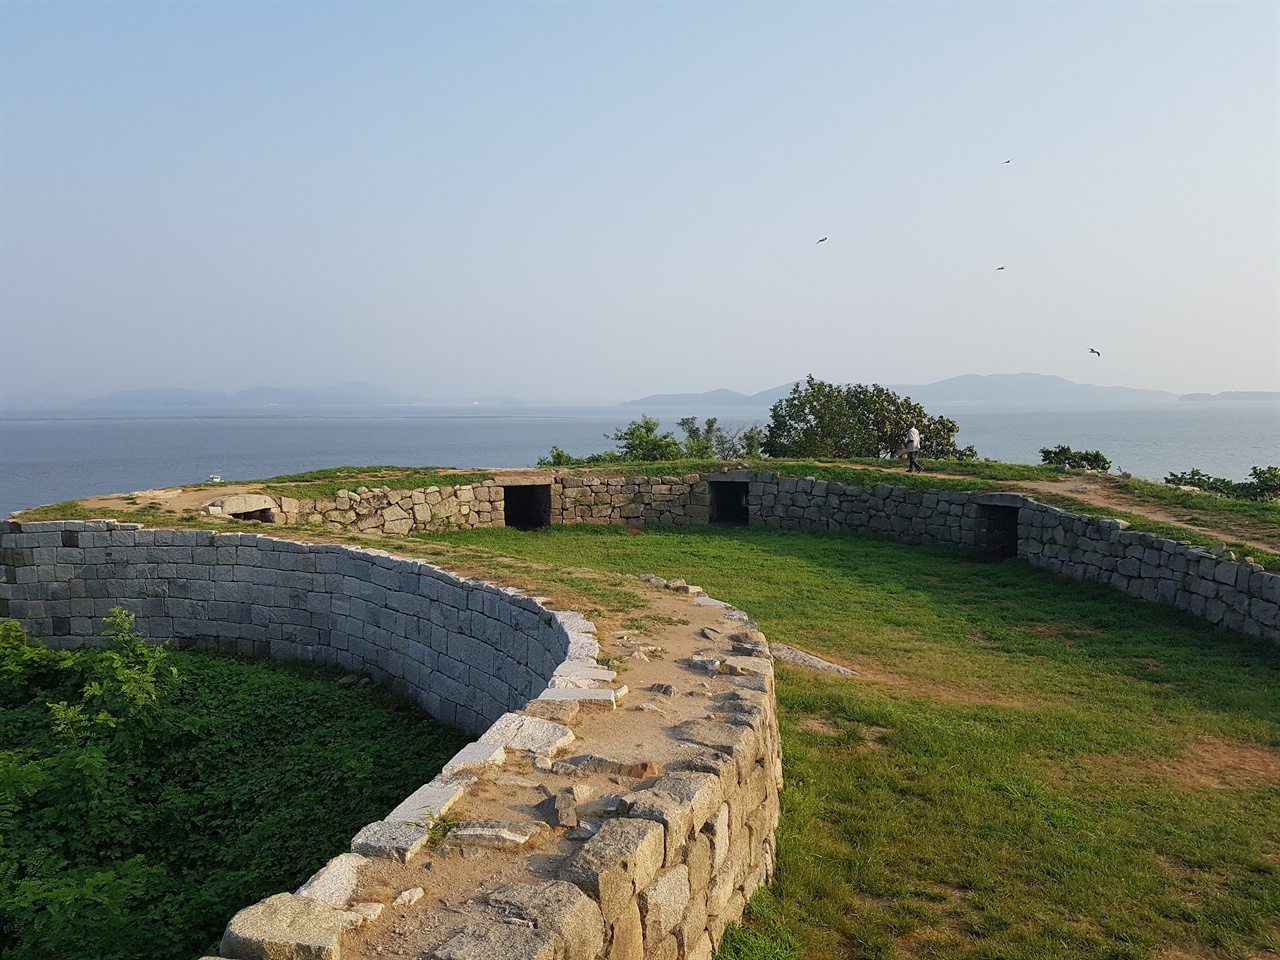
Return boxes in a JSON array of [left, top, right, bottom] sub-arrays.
[[295, 852, 367, 907], [350, 820, 431, 863], [552, 660, 617, 683], [385, 774, 475, 825], [479, 712, 575, 755], [488, 881, 605, 960], [441, 743, 506, 777], [430, 921, 561, 960], [447, 819, 543, 850], [220, 893, 363, 960], [537, 687, 621, 710]]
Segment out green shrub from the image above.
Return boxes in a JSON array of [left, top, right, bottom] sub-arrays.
[[0, 615, 467, 960], [1038, 445, 1111, 471], [537, 416, 761, 466], [1164, 465, 1280, 502]]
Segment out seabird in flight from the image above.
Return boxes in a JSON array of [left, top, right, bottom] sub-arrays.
[[995, 265, 1006, 270], [1002, 159, 1012, 164], [816, 237, 827, 244], [1089, 348, 1101, 357]]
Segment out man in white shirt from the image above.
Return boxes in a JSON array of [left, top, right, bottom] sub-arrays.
[[906, 422, 922, 473]]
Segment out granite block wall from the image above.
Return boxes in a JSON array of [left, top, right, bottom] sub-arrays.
[[0, 518, 784, 960], [0, 519, 569, 734]]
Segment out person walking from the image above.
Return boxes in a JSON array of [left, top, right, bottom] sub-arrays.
[[905, 422, 923, 473]]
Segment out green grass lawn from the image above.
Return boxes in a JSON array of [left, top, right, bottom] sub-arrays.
[[414, 524, 1280, 960]]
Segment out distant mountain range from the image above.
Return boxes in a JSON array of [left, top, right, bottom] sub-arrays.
[[0, 382, 527, 410], [2, 375, 1275, 413], [1178, 391, 1280, 402], [623, 374, 1279, 407]]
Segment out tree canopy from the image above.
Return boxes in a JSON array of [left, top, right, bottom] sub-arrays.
[[762, 376, 977, 461]]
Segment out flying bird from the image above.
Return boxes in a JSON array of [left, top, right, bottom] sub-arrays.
[[1002, 159, 1012, 164], [816, 237, 827, 244], [1089, 348, 1101, 357], [995, 265, 1006, 270]]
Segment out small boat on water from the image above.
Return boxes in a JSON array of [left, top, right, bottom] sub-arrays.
[[208, 473, 222, 483]]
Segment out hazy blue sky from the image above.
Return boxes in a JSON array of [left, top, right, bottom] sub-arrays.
[[2, 1, 1276, 402]]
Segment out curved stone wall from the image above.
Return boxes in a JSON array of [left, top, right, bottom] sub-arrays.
[[224, 469, 1280, 644], [0, 520, 575, 733], [0, 519, 784, 960]]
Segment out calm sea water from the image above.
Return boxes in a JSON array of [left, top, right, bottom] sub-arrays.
[[1, 401, 1276, 517]]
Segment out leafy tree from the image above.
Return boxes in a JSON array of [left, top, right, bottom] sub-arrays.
[[677, 418, 767, 460], [677, 417, 718, 459], [762, 375, 977, 461], [1039, 445, 1112, 472], [611, 416, 684, 461]]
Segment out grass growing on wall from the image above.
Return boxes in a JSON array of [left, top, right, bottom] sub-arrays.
[[0, 625, 469, 960], [1031, 492, 1280, 570], [416, 524, 1280, 960], [259, 465, 495, 500]]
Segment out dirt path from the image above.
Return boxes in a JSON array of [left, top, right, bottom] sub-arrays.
[[1005, 476, 1275, 554]]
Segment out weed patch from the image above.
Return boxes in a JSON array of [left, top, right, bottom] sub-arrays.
[[0, 620, 468, 960]]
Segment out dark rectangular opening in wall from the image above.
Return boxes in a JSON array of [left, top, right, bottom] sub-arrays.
[[974, 505, 1019, 557], [230, 508, 274, 523], [504, 485, 552, 530], [709, 481, 750, 526]]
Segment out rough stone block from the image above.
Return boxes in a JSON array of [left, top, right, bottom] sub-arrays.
[[295, 853, 367, 907], [479, 712, 575, 755], [350, 820, 432, 863], [639, 865, 691, 943], [447, 819, 542, 850], [220, 893, 362, 960], [559, 818, 665, 922], [704, 804, 731, 872], [649, 773, 723, 832], [441, 742, 506, 776], [430, 921, 561, 960], [488, 881, 605, 960], [623, 787, 694, 866]]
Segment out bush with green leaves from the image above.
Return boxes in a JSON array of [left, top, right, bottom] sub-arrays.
[[762, 375, 977, 461], [1038, 445, 1112, 471], [538, 415, 763, 466], [0, 612, 468, 960], [677, 417, 765, 460], [1164, 465, 1280, 502]]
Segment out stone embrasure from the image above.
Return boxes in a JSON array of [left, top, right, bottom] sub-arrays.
[[177, 467, 1280, 643]]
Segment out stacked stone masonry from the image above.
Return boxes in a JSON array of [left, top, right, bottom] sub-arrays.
[[232, 470, 1278, 643], [0, 519, 784, 960], [0, 520, 570, 734]]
